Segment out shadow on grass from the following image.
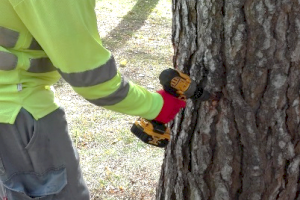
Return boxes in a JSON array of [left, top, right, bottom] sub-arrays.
[[102, 0, 160, 51]]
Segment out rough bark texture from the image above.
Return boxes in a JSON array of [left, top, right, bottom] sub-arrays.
[[156, 0, 300, 199]]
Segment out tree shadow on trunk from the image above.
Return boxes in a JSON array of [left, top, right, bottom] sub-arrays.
[[102, 0, 160, 51]]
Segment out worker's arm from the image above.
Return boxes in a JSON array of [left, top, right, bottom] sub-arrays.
[[9, 0, 163, 119]]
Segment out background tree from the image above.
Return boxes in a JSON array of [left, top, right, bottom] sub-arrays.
[[156, 0, 300, 199]]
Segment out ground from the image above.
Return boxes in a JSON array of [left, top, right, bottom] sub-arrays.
[[54, 0, 172, 199]]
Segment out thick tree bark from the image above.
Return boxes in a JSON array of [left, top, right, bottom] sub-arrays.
[[156, 0, 300, 199]]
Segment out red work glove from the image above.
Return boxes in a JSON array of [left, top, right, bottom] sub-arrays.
[[154, 90, 186, 124]]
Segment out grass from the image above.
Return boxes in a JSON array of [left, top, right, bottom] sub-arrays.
[[53, 0, 173, 199]]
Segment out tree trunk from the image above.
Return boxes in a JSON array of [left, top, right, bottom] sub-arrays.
[[156, 0, 300, 199]]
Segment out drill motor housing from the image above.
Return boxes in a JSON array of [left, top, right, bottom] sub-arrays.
[[159, 69, 197, 100]]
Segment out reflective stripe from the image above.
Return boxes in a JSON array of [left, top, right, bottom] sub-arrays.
[[58, 56, 117, 87], [0, 27, 19, 48], [0, 51, 18, 70], [17, 83, 23, 91], [28, 58, 56, 73], [88, 77, 130, 106], [29, 38, 42, 50]]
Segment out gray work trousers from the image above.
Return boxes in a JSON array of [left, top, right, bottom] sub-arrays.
[[0, 108, 90, 200]]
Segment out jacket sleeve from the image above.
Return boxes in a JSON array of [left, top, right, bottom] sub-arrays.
[[9, 0, 163, 120]]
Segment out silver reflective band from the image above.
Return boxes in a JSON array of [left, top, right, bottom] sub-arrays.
[[17, 83, 22, 91], [28, 58, 56, 73], [29, 38, 42, 50], [88, 77, 130, 106], [58, 56, 118, 87], [0, 27, 19, 48], [0, 51, 18, 70]]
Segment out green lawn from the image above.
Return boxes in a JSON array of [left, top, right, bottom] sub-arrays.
[[54, 0, 173, 199]]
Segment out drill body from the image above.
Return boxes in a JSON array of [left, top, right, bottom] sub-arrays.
[[131, 68, 209, 148]]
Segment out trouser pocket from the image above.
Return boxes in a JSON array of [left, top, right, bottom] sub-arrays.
[[0, 108, 90, 200], [2, 167, 67, 200]]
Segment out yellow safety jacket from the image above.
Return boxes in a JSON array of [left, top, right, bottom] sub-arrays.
[[0, 0, 163, 124]]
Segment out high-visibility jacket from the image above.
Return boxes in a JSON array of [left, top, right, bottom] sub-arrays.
[[0, 0, 163, 124]]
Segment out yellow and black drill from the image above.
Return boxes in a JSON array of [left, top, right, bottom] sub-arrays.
[[130, 68, 211, 148]]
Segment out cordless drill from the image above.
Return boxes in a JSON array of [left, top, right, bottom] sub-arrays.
[[130, 68, 211, 148]]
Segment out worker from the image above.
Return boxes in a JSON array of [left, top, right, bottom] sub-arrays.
[[0, 0, 186, 199]]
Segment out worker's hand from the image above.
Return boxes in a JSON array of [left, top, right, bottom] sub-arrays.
[[154, 90, 186, 124]]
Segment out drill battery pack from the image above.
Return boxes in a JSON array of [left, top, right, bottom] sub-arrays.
[[131, 118, 170, 148]]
